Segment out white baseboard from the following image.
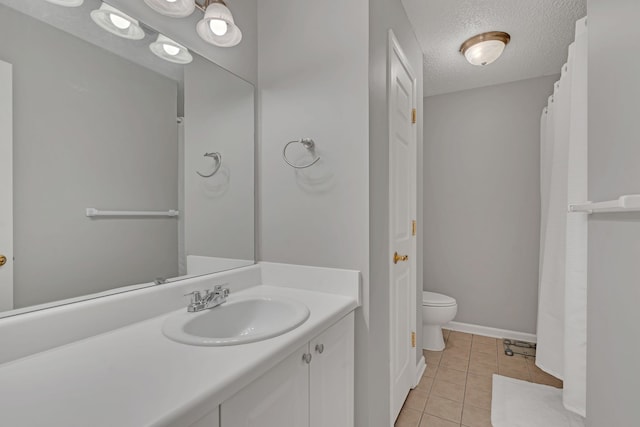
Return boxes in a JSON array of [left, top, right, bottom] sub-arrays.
[[444, 321, 537, 343], [414, 356, 426, 388]]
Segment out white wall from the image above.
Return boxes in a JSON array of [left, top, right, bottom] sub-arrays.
[[1, 5, 179, 308], [423, 75, 557, 334], [587, 1, 640, 425], [257, 0, 369, 425], [369, 0, 425, 425]]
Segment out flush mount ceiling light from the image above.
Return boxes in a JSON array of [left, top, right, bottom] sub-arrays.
[[460, 31, 511, 66], [44, 0, 84, 6], [150, 34, 193, 64], [90, 3, 145, 40], [143, 0, 196, 18], [196, 0, 242, 47]]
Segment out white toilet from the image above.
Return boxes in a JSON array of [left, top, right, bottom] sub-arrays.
[[422, 291, 458, 351]]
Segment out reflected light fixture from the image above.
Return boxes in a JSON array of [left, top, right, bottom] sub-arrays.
[[90, 3, 145, 40], [150, 34, 193, 64], [195, 0, 242, 47], [460, 31, 511, 66], [44, 0, 84, 6], [143, 0, 196, 18]]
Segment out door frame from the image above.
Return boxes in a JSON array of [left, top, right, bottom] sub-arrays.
[[0, 59, 13, 311], [387, 29, 418, 423]]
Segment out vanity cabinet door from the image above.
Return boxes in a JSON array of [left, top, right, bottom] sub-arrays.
[[310, 312, 355, 427], [220, 343, 310, 427]]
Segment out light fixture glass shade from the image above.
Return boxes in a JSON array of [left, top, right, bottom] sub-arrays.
[[460, 31, 511, 66], [44, 0, 84, 6], [196, 2, 242, 47], [464, 40, 506, 66], [143, 0, 196, 18], [90, 3, 145, 40], [150, 34, 193, 64]]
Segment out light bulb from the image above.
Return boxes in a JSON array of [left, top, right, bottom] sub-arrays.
[[109, 13, 131, 30], [209, 19, 228, 36], [162, 44, 180, 56], [166, 0, 177, 2]]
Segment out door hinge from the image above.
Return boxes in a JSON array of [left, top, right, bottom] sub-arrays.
[[411, 108, 417, 124], [412, 220, 417, 236], [411, 332, 416, 348]]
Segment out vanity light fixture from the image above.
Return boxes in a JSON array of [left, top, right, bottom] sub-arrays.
[[143, 0, 196, 18], [460, 31, 511, 66], [44, 0, 84, 6], [196, 0, 242, 47], [150, 34, 193, 64], [90, 3, 145, 40], [143, 0, 242, 47]]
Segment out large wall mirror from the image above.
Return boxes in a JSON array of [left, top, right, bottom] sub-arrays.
[[0, 0, 255, 318]]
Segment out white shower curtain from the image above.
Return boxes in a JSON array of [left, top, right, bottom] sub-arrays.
[[537, 17, 587, 417]]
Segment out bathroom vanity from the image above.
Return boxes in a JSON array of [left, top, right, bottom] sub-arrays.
[[0, 263, 360, 427], [0, 3, 360, 426]]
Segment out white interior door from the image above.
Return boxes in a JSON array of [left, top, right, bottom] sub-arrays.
[[388, 31, 417, 423], [0, 60, 12, 312]]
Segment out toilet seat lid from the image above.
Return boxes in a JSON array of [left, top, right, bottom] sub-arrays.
[[423, 291, 456, 307]]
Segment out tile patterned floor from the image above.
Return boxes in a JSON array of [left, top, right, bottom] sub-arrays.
[[395, 329, 563, 427]]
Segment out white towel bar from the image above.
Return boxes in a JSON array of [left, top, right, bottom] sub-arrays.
[[86, 208, 179, 217], [568, 195, 640, 213]]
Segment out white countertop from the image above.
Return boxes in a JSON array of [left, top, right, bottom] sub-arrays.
[[0, 285, 358, 427]]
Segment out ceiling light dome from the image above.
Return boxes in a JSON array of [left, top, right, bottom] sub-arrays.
[[460, 31, 511, 66], [44, 0, 84, 6], [143, 0, 196, 18], [90, 3, 145, 40], [150, 34, 193, 64], [196, 0, 242, 47]]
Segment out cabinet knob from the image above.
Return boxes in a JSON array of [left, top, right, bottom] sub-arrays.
[[302, 353, 312, 364], [315, 344, 324, 354]]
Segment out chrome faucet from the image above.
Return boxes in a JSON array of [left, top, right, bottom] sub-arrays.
[[184, 285, 230, 312]]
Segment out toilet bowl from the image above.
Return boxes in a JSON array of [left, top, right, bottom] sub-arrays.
[[422, 291, 457, 351]]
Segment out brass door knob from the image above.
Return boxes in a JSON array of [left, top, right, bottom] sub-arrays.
[[0, 255, 6, 267], [393, 252, 409, 264]]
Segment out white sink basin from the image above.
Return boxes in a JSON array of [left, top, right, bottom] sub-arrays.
[[162, 296, 311, 346]]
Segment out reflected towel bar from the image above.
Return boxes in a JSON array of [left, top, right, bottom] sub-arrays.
[[86, 208, 179, 217], [568, 195, 640, 214]]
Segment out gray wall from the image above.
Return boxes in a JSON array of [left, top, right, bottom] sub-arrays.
[[1, 5, 179, 308], [587, 1, 640, 425], [370, 0, 424, 425], [257, 0, 370, 425], [184, 55, 254, 262], [423, 75, 557, 334]]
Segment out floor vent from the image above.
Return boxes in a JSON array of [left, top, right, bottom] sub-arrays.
[[503, 339, 537, 357]]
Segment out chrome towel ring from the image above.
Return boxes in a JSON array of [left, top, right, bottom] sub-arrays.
[[282, 138, 320, 169], [197, 152, 222, 178]]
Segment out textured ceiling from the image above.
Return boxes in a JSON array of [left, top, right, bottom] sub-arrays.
[[401, 0, 587, 96]]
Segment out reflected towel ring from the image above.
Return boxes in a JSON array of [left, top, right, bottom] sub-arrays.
[[283, 138, 320, 169], [197, 152, 222, 177]]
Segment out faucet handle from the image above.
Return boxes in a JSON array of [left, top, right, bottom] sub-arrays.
[[213, 283, 230, 295], [184, 290, 202, 303]]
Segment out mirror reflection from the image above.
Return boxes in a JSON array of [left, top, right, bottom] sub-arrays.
[[0, 0, 255, 317]]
